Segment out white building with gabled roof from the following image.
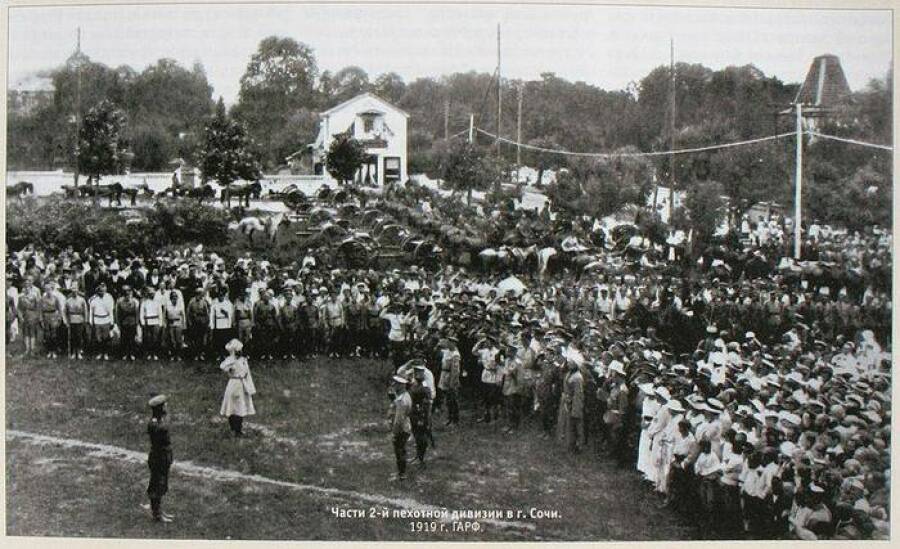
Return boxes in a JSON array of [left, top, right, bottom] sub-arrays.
[[291, 92, 409, 186]]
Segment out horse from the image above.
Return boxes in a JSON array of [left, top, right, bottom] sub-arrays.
[[231, 213, 289, 246], [185, 184, 216, 204], [80, 182, 124, 207], [121, 182, 155, 206], [6, 181, 34, 199], [61, 184, 81, 199], [221, 182, 262, 208]]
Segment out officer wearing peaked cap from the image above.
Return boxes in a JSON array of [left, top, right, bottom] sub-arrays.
[[604, 360, 630, 467], [409, 366, 434, 466], [387, 375, 412, 481], [145, 394, 174, 523]]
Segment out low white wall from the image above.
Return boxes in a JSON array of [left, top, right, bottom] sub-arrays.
[[5, 171, 332, 198]]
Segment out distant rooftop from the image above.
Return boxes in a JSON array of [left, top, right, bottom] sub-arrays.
[[10, 73, 54, 93]]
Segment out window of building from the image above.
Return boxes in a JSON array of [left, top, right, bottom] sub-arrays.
[[384, 157, 401, 183]]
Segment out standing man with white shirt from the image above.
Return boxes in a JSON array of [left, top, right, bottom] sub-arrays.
[[210, 290, 234, 359], [437, 335, 461, 426], [89, 282, 115, 360], [380, 303, 411, 369], [140, 287, 165, 361]]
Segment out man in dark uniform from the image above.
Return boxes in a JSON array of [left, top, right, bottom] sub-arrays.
[[146, 394, 174, 522], [115, 285, 140, 360], [387, 375, 412, 481], [605, 362, 631, 467], [253, 290, 279, 360], [280, 287, 300, 360], [186, 288, 210, 361], [409, 366, 433, 467]]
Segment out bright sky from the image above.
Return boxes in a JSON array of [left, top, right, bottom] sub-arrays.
[[8, 4, 893, 105]]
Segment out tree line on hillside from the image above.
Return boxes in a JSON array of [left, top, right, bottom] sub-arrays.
[[6, 36, 892, 232]]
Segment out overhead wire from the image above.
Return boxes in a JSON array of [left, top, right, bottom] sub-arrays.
[[807, 131, 893, 151], [475, 127, 796, 158]]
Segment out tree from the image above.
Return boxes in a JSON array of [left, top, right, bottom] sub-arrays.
[[53, 56, 129, 116], [324, 133, 367, 185], [128, 122, 170, 172], [331, 66, 371, 102], [233, 36, 319, 168], [124, 59, 214, 171], [372, 72, 406, 104], [708, 138, 786, 225], [198, 98, 262, 186], [684, 180, 726, 254], [438, 141, 499, 205], [77, 99, 127, 184], [548, 147, 653, 219], [524, 136, 564, 186], [268, 108, 320, 170], [372, 72, 406, 105]]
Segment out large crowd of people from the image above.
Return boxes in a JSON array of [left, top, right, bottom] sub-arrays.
[[5, 184, 892, 540]]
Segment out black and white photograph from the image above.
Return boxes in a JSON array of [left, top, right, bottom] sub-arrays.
[[3, 0, 894, 543]]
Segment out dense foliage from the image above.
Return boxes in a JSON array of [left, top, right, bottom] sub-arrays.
[[198, 99, 263, 186], [9, 56, 213, 172], [324, 134, 367, 184], [7, 37, 892, 233], [76, 99, 128, 181], [231, 37, 320, 168], [548, 149, 654, 219], [6, 197, 229, 254], [436, 140, 501, 204]]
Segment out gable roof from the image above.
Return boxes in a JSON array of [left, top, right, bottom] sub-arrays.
[[320, 92, 409, 118]]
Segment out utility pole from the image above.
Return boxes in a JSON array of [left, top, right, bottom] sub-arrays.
[[444, 99, 450, 140], [74, 26, 83, 187], [469, 114, 475, 144], [516, 83, 523, 167], [496, 23, 502, 156], [794, 103, 803, 259], [667, 37, 676, 216]]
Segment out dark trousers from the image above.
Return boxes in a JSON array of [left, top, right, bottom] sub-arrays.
[[68, 323, 85, 354], [227, 415, 244, 436], [211, 328, 232, 359], [609, 424, 629, 466], [120, 324, 137, 357], [742, 494, 772, 539], [186, 326, 207, 359], [389, 340, 406, 368], [393, 431, 410, 476], [143, 325, 162, 356], [442, 388, 460, 424], [147, 450, 172, 518], [481, 383, 502, 421], [253, 324, 278, 358], [568, 416, 585, 452], [698, 477, 719, 534], [541, 400, 558, 435], [281, 327, 299, 357], [506, 393, 522, 430], [412, 425, 429, 462], [42, 321, 61, 352], [719, 483, 743, 538], [93, 324, 112, 355], [328, 326, 346, 356]]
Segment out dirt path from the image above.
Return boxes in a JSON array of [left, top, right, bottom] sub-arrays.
[[7, 429, 536, 533]]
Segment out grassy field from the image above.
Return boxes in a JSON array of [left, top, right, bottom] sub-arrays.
[[5, 349, 694, 541]]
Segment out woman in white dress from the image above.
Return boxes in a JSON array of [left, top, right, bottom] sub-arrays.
[[636, 384, 660, 482], [219, 338, 256, 437]]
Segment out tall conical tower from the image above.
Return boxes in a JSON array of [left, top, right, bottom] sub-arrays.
[[794, 54, 851, 108]]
